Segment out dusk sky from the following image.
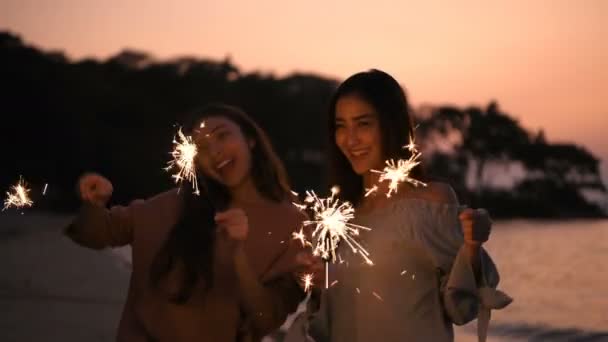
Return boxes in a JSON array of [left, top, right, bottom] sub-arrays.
[[2, 0, 607, 182]]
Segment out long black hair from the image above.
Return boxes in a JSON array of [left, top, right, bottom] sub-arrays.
[[327, 69, 425, 206], [150, 103, 291, 303]]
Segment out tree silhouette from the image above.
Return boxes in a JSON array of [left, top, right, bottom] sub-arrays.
[[0, 30, 604, 217]]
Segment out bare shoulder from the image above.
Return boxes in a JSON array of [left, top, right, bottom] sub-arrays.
[[410, 182, 459, 205]]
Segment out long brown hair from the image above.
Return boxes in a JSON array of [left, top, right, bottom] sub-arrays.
[[327, 69, 424, 206], [150, 103, 291, 303]]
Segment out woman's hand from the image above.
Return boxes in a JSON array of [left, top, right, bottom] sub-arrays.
[[294, 250, 325, 290], [215, 208, 249, 241], [459, 208, 492, 246], [78, 173, 113, 207]]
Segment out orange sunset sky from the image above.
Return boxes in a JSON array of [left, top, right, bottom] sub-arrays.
[[2, 0, 607, 183]]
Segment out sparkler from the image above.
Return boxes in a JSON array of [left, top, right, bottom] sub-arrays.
[[301, 186, 373, 265], [165, 127, 200, 195], [292, 186, 373, 287], [371, 134, 427, 198], [3, 177, 33, 211]]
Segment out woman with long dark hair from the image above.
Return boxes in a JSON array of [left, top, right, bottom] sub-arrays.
[[66, 104, 307, 341], [298, 70, 512, 342]]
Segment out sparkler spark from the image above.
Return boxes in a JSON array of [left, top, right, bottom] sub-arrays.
[[294, 186, 373, 265], [291, 227, 312, 247], [165, 127, 200, 195], [42, 183, 48, 195], [3, 177, 33, 211], [364, 185, 378, 197], [372, 291, 384, 302], [371, 135, 427, 197], [301, 273, 314, 292]]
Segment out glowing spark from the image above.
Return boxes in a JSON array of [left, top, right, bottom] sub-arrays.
[[301, 273, 314, 292], [3, 177, 33, 211], [292, 202, 308, 211], [355, 288, 360, 294], [412, 274, 416, 280], [372, 291, 384, 301], [330, 280, 339, 287], [297, 187, 373, 265], [291, 227, 312, 247], [165, 127, 200, 195], [42, 183, 48, 196], [404, 133, 417, 152], [200, 122, 206, 128], [400, 270, 408, 276], [290, 190, 299, 197], [364, 185, 378, 197], [371, 135, 427, 198]]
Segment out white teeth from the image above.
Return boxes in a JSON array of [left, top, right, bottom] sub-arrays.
[[217, 159, 231, 169], [351, 150, 368, 157]]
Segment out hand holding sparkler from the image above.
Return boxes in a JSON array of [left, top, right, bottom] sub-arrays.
[[215, 208, 249, 241], [78, 173, 113, 207], [294, 250, 324, 291]]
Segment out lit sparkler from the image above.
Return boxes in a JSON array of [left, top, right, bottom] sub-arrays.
[[292, 186, 373, 288], [371, 135, 427, 197], [3, 177, 33, 211], [298, 186, 373, 265], [165, 127, 200, 195]]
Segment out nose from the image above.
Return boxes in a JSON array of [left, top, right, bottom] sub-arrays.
[[346, 127, 360, 148], [207, 140, 223, 159]]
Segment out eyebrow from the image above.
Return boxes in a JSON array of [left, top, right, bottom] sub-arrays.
[[195, 123, 227, 141], [211, 123, 228, 133], [335, 113, 375, 122]]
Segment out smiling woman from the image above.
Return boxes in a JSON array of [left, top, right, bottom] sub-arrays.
[[295, 70, 512, 342], [64, 103, 308, 342]]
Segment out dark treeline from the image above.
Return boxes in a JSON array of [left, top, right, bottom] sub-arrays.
[[1, 31, 605, 218]]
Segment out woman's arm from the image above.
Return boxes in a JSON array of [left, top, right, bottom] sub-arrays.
[[65, 201, 136, 249], [64, 173, 136, 249]]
